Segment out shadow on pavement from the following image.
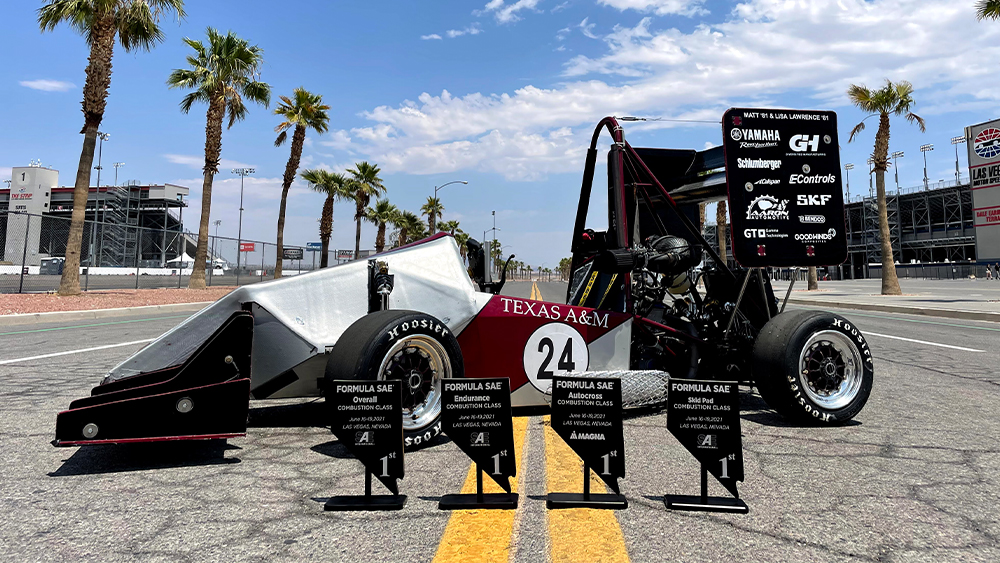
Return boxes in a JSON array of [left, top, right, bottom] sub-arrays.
[[248, 399, 327, 429], [739, 392, 862, 428], [49, 439, 240, 476]]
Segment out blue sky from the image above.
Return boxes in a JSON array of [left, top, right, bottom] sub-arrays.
[[3, 0, 999, 267]]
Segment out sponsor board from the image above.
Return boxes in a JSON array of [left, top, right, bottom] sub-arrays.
[[723, 107, 847, 267], [550, 376, 625, 493], [966, 118, 1000, 261]]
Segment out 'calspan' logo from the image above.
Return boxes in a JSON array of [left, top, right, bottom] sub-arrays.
[[974, 128, 1000, 159]]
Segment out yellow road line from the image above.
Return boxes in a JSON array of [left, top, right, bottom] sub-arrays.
[[432, 417, 530, 563], [543, 416, 630, 563], [530, 281, 540, 300]]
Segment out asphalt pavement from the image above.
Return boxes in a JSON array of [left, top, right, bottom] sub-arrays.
[[0, 281, 998, 562]]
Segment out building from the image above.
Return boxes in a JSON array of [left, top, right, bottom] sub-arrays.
[[1, 165, 189, 267]]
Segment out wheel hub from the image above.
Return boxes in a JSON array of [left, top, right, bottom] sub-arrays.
[[377, 336, 449, 432], [797, 330, 864, 411], [803, 342, 846, 395]]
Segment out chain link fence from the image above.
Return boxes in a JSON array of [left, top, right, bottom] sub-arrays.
[[0, 211, 359, 293]]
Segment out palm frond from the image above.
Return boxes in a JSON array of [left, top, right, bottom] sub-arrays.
[[848, 120, 867, 143], [905, 112, 926, 133], [274, 129, 288, 147], [977, 0, 1000, 20]]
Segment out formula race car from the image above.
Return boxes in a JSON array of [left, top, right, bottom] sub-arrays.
[[54, 116, 873, 449]]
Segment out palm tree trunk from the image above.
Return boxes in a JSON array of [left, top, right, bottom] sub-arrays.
[[874, 113, 901, 295], [807, 266, 818, 290], [429, 212, 436, 235], [355, 199, 363, 259], [716, 200, 728, 266], [376, 223, 386, 253], [275, 125, 306, 279], [189, 100, 225, 289], [58, 21, 116, 296], [398, 227, 407, 247], [319, 195, 333, 268]]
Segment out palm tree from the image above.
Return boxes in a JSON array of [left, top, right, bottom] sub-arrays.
[[716, 201, 728, 265], [167, 28, 270, 289], [976, 0, 1000, 20], [301, 169, 350, 268], [273, 88, 329, 278], [454, 231, 471, 263], [409, 218, 429, 242], [421, 196, 445, 234], [438, 219, 461, 235], [38, 0, 186, 296], [365, 199, 400, 253], [848, 79, 925, 295], [396, 211, 422, 247], [346, 162, 386, 257]]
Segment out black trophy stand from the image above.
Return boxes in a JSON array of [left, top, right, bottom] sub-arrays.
[[439, 463, 518, 510], [664, 464, 748, 514], [547, 463, 628, 510], [324, 469, 407, 511]]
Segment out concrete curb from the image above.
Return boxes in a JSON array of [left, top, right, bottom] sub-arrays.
[[0, 302, 212, 327], [786, 298, 1000, 323]]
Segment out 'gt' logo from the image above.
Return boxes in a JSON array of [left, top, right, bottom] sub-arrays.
[[797, 194, 832, 205], [789, 134, 820, 152]]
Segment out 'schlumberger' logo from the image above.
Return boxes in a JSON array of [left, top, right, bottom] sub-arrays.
[[737, 158, 782, 170]]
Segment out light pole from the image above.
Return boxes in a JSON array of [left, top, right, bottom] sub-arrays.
[[430, 180, 467, 234], [920, 144, 934, 190], [951, 136, 966, 184], [891, 151, 904, 192], [113, 162, 125, 186], [844, 163, 854, 202], [93, 132, 109, 187], [210, 219, 222, 283], [867, 157, 875, 198], [232, 167, 255, 283]]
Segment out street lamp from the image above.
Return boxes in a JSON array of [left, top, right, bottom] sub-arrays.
[[951, 136, 966, 184], [209, 219, 222, 285], [844, 163, 854, 202], [93, 132, 110, 187], [920, 144, 934, 190], [113, 162, 125, 187], [867, 157, 875, 197], [430, 180, 467, 234], [231, 167, 255, 283], [891, 151, 904, 192]]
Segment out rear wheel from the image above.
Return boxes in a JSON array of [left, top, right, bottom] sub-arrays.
[[752, 310, 873, 424], [325, 310, 463, 449]]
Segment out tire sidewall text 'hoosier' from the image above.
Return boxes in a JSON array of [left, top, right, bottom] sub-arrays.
[[325, 310, 464, 450]]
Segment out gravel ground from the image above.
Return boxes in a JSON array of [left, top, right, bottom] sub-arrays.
[[0, 287, 236, 315]]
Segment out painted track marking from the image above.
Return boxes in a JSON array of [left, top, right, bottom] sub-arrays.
[[432, 417, 530, 563], [863, 331, 983, 352], [0, 314, 190, 337], [530, 281, 540, 300], [543, 415, 630, 562], [0, 338, 155, 365]]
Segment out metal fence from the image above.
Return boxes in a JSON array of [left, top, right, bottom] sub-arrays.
[[868, 263, 999, 280], [0, 211, 359, 293]]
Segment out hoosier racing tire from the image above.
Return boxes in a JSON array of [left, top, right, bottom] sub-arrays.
[[325, 310, 464, 450], [752, 310, 873, 425]]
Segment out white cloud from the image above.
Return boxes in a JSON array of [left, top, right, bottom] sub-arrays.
[[163, 154, 254, 171], [579, 17, 599, 39], [556, 26, 572, 40], [343, 0, 1000, 181], [19, 79, 75, 92], [552, 1, 570, 12], [597, 0, 707, 17], [447, 24, 483, 38], [482, 0, 542, 23], [320, 130, 353, 150], [421, 33, 443, 40]]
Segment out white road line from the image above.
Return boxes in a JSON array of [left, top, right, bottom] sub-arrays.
[[864, 331, 983, 353], [0, 338, 156, 365]]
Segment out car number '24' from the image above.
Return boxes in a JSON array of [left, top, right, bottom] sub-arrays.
[[522, 323, 589, 393]]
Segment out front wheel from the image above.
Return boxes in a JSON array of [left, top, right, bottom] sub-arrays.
[[752, 310, 873, 424], [325, 310, 464, 449]]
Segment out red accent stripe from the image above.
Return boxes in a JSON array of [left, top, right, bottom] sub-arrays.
[[54, 433, 243, 447]]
